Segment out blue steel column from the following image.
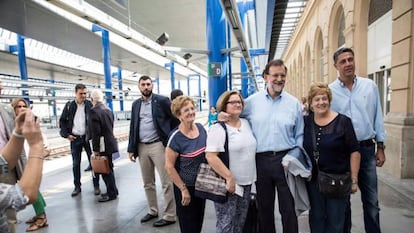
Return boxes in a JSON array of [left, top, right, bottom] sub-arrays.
[[241, 60, 248, 98], [155, 77, 160, 94], [102, 30, 113, 111], [50, 80, 57, 117], [207, 0, 227, 106], [165, 62, 175, 90], [92, 25, 113, 111], [227, 23, 232, 90], [198, 75, 202, 111], [17, 35, 29, 98], [171, 63, 175, 90], [238, 1, 254, 98], [117, 68, 124, 111], [187, 76, 190, 95]]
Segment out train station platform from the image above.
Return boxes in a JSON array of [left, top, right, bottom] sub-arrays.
[[15, 116, 414, 233]]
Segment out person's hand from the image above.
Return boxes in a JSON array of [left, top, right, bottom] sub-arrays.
[[351, 183, 358, 194], [218, 111, 230, 122], [14, 108, 28, 135], [19, 110, 43, 147], [67, 135, 76, 141], [225, 175, 235, 193], [181, 188, 191, 206], [128, 153, 136, 162], [376, 149, 385, 167]]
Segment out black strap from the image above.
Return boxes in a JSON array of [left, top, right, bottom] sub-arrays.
[[217, 121, 230, 168], [310, 117, 320, 168]]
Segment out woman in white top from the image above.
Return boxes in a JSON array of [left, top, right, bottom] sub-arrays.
[[205, 90, 257, 233]]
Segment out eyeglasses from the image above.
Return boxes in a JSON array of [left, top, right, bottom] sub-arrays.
[[181, 106, 195, 114], [16, 105, 27, 109], [227, 100, 242, 105]]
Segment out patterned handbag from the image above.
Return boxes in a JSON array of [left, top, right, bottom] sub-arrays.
[[194, 122, 229, 203], [194, 162, 227, 203]]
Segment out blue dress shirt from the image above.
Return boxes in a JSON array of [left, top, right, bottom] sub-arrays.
[[242, 90, 304, 153], [329, 76, 386, 142]]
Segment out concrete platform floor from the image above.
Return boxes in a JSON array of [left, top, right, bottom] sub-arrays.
[[15, 119, 414, 233]]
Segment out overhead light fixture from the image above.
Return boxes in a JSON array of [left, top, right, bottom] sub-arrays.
[[156, 32, 169, 45], [183, 53, 192, 60]]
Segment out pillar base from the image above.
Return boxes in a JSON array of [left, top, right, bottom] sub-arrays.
[[384, 113, 414, 178]]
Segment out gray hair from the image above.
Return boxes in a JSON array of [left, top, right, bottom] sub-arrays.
[[91, 89, 104, 102]]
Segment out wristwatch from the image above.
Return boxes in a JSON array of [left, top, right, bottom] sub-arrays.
[[377, 142, 386, 150]]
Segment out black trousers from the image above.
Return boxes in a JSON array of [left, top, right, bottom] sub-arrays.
[[173, 185, 205, 233], [256, 151, 298, 233], [100, 154, 118, 198]]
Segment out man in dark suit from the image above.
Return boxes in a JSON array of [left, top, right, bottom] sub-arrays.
[[88, 89, 119, 202], [128, 75, 176, 227], [59, 84, 100, 197]]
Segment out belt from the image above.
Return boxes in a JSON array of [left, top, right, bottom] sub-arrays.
[[73, 134, 86, 138], [141, 139, 161, 144], [359, 138, 375, 147], [256, 149, 290, 157]]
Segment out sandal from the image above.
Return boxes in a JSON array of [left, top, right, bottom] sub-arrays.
[[26, 216, 48, 232], [25, 216, 37, 224]]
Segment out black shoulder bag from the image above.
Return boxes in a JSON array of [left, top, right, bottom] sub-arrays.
[[311, 119, 351, 198], [194, 121, 229, 203]]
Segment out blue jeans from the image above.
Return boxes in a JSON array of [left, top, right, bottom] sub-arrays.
[[70, 136, 99, 189], [307, 179, 347, 233], [344, 145, 381, 233]]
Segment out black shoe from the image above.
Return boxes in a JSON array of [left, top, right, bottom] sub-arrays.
[[140, 214, 158, 223], [153, 219, 176, 227], [71, 188, 81, 197], [97, 195, 116, 202], [94, 187, 101, 196], [84, 166, 92, 172]]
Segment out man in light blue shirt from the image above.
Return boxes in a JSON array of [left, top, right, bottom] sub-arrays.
[[243, 59, 303, 233], [329, 47, 386, 233]]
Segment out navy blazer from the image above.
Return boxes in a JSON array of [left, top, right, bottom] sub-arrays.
[[127, 94, 174, 158], [88, 102, 118, 155]]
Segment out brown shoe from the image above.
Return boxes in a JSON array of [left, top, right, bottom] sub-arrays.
[[26, 215, 48, 232], [25, 216, 38, 224]]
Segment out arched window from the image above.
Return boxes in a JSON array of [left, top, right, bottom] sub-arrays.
[[338, 11, 345, 47]]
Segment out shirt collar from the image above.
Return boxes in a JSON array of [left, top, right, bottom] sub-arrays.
[[142, 94, 153, 103], [265, 89, 283, 100], [338, 76, 357, 87], [75, 100, 85, 106]]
